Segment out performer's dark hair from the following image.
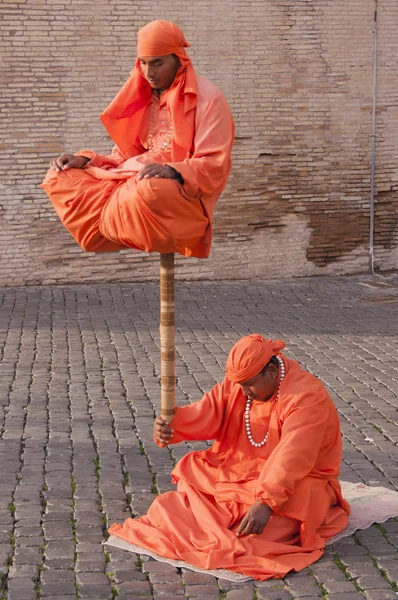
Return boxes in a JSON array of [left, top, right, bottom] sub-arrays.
[[260, 355, 279, 375]]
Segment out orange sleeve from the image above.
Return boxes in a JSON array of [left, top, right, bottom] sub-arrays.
[[154, 381, 228, 447], [255, 393, 331, 511], [166, 94, 234, 200], [75, 144, 127, 168]]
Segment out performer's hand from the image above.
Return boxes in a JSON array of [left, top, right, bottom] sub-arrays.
[[154, 416, 174, 445], [50, 153, 90, 172], [137, 164, 179, 180], [236, 502, 272, 537]]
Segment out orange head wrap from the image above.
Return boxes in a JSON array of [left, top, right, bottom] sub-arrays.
[[100, 20, 197, 162], [226, 335, 286, 383], [136, 20, 190, 57]]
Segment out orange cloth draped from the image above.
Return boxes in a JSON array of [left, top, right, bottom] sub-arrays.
[[41, 20, 234, 258], [108, 357, 350, 580]]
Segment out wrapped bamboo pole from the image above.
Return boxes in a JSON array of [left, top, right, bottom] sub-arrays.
[[160, 253, 176, 421]]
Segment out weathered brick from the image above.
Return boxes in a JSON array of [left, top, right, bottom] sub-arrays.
[[1, 2, 397, 284]]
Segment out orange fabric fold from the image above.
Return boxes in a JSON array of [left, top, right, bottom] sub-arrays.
[[108, 357, 349, 580], [226, 334, 286, 383], [100, 20, 197, 161], [41, 168, 208, 255]]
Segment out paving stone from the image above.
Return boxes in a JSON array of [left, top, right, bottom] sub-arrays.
[[43, 557, 75, 570], [152, 582, 185, 596], [338, 561, 376, 579], [186, 584, 220, 597], [375, 559, 398, 583], [77, 584, 113, 597], [356, 575, 393, 590], [76, 571, 110, 585], [118, 596, 155, 600], [117, 580, 152, 594], [8, 564, 38, 578], [310, 563, 348, 582], [13, 546, 43, 565], [76, 541, 104, 553], [15, 526, 43, 538], [42, 569, 75, 583], [76, 597, 110, 600], [41, 580, 77, 596], [324, 581, 361, 594], [327, 591, 371, 599], [218, 579, 255, 597], [8, 592, 37, 600], [76, 525, 105, 541], [42, 522, 74, 539], [152, 595, 183, 600], [7, 576, 37, 599], [143, 560, 178, 573], [285, 581, 322, 597], [149, 570, 182, 584], [40, 596, 76, 599], [45, 540, 75, 560], [183, 570, 218, 585], [15, 535, 44, 547], [255, 588, 293, 600], [112, 568, 147, 583], [363, 591, 398, 600], [383, 521, 398, 534]]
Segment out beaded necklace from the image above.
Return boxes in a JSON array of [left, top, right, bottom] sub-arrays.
[[244, 355, 286, 448]]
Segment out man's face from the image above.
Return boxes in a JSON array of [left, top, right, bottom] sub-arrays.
[[138, 54, 180, 91], [237, 364, 279, 402]]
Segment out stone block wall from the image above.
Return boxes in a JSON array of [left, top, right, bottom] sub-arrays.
[[1, 0, 396, 285]]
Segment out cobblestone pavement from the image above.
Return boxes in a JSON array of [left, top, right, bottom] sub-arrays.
[[1, 274, 398, 600]]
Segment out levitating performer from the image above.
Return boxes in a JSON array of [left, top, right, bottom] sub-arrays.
[[42, 20, 234, 258]]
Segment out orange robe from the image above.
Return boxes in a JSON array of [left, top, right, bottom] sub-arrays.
[[109, 357, 350, 580], [41, 75, 234, 258]]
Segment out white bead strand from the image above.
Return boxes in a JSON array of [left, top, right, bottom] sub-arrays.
[[245, 356, 285, 448]]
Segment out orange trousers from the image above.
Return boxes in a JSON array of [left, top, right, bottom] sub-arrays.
[[41, 168, 209, 255]]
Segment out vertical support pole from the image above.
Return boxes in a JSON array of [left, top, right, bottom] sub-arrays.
[[160, 253, 176, 421]]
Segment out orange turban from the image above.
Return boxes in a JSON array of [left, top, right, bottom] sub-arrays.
[[137, 20, 190, 57], [100, 20, 197, 162], [226, 335, 286, 383]]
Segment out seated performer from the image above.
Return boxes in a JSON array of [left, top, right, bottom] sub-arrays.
[[109, 334, 350, 580], [42, 20, 234, 257]]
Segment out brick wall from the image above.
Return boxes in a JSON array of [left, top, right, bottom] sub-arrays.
[[1, 0, 397, 285]]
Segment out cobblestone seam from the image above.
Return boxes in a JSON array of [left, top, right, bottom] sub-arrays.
[[66, 288, 113, 599], [5, 291, 45, 600], [355, 528, 398, 597], [41, 288, 76, 599], [0, 291, 26, 598], [30, 290, 52, 599], [84, 287, 155, 598], [98, 287, 189, 598], [0, 291, 25, 437]]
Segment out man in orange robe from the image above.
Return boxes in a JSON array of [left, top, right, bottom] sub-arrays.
[[109, 334, 350, 580], [41, 20, 234, 257]]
